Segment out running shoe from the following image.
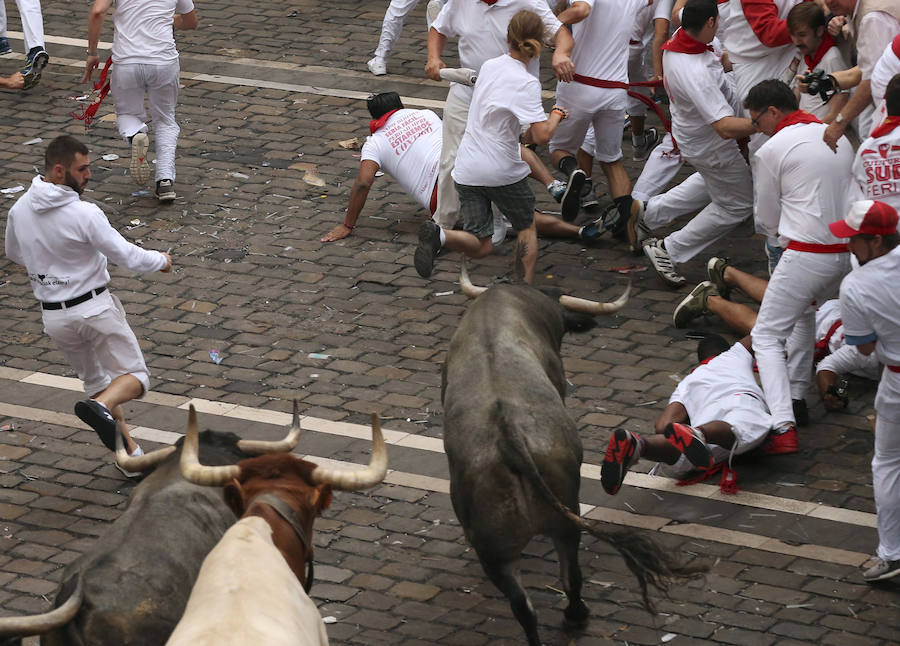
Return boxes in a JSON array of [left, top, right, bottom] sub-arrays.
[[632, 126, 660, 162], [600, 428, 637, 495], [862, 558, 900, 582], [367, 56, 387, 76], [706, 256, 731, 299], [21, 47, 49, 90], [761, 426, 798, 455], [664, 422, 713, 470], [580, 178, 598, 209], [561, 168, 585, 222], [644, 238, 686, 288], [673, 281, 718, 328], [626, 199, 649, 254], [156, 179, 176, 203], [74, 399, 118, 452], [548, 179, 567, 202], [0, 38, 11, 55], [414, 220, 442, 278], [130, 133, 151, 186]]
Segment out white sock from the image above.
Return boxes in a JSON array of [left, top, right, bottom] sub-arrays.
[[129, 444, 144, 457], [438, 229, 446, 246]]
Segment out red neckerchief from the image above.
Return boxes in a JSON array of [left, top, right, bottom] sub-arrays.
[[772, 110, 822, 135], [482, 0, 498, 4], [870, 115, 900, 139], [688, 355, 717, 374], [369, 109, 400, 134], [803, 33, 835, 71], [662, 28, 714, 55]]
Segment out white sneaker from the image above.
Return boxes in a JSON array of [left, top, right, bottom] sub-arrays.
[[491, 213, 510, 245], [644, 238, 686, 288], [115, 444, 143, 478], [129, 133, 150, 186], [367, 56, 387, 76], [426, 0, 443, 27]]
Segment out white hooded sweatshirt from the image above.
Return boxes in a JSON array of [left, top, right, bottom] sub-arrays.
[[5, 176, 167, 303]]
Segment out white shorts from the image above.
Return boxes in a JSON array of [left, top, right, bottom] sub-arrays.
[[41, 291, 150, 395], [550, 82, 626, 163]]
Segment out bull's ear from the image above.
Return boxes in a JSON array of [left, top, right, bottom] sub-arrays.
[[316, 485, 332, 512], [223, 479, 246, 517]]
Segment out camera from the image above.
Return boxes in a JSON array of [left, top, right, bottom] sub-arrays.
[[801, 68, 839, 103]]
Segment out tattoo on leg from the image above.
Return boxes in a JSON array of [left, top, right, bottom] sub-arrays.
[[514, 238, 528, 282]]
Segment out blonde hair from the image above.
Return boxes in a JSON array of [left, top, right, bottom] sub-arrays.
[[507, 10, 543, 60]]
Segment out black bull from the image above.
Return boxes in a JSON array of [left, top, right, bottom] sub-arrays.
[[441, 284, 703, 646], [0, 430, 246, 646]]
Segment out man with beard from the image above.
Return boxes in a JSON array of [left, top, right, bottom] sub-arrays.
[[4, 135, 172, 472]]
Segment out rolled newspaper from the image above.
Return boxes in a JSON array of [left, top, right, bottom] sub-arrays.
[[439, 68, 477, 87]]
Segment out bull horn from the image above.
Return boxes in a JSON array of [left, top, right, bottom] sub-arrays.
[[115, 423, 176, 472], [459, 260, 487, 299], [558, 281, 631, 314], [310, 414, 387, 491], [237, 400, 302, 455], [179, 405, 241, 486], [0, 578, 83, 636]]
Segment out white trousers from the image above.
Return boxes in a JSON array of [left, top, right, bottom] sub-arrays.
[[0, 0, 45, 52], [111, 60, 181, 181], [626, 45, 650, 117], [661, 147, 753, 265], [632, 132, 691, 201], [373, 0, 445, 58], [435, 88, 469, 228], [874, 378, 900, 561], [751, 249, 850, 427]]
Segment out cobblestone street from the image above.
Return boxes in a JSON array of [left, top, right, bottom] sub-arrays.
[[0, 1, 897, 644]]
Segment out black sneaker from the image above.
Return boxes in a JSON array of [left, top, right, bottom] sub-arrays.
[[156, 179, 176, 203], [22, 47, 49, 90], [792, 399, 809, 427], [414, 220, 442, 278], [580, 178, 598, 210], [74, 399, 118, 451], [561, 169, 585, 222], [601, 428, 637, 495], [664, 423, 713, 470]]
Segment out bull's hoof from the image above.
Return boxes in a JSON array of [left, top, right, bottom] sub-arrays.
[[563, 599, 590, 627]]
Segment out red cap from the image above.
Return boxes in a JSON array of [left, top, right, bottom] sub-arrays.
[[829, 200, 898, 238]]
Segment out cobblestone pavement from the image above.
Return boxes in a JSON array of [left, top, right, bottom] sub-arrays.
[[0, 1, 898, 644]]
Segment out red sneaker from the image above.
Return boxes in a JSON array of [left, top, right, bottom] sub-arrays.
[[664, 422, 713, 470], [601, 429, 637, 495], [762, 426, 798, 455]]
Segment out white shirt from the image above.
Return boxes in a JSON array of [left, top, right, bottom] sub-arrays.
[[567, 0, 646, 81], [797, 45, 849, 120], [663, 43, 738, 164], [852, 120, 900, 212], [630, 0, 673, 51], [452, 54, 546, 186], [361, 109, 442, 210], [5, 176, 168, 302], [112, 0, 195, 65], [752, 121, 854, 245], [669, 343, 768, 418], [855, 11, 900, 78], [839, 246, 900, 414], [432, 0, 561, 103]]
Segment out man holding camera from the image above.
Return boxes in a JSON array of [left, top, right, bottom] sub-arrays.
[[788, 2, 849, 122]]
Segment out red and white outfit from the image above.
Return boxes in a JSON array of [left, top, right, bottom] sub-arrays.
[[728, 0, 802, 103], [372, 0, 448, 60], [852, 116, 900, 212], [5, 177, 168, 396], [851, 3, 900, 136], [870, 34, 900, 132], [0, 0, 45, 52], [430, 0, 561, 228], [838, 241, 900, 564], [662, 343, 773, 477], [550, 0, 645, 162], [362, 109, 442, 212], [110, 0, 194, 182], [814, 299, 882, 381], [646, 29, 752, 265], [750, 111, 854, 429], [796, 34, 849, 120]]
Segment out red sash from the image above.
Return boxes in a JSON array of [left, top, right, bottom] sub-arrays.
[[786, 241, 848, 253]]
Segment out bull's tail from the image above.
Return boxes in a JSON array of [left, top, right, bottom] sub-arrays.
[[494, 402, 705, 612]]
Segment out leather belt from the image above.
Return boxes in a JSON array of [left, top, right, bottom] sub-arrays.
[[41, 286, 107, 310]]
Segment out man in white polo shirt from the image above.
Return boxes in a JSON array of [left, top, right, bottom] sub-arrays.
[[83, 0, 198, 202], [639, 0, 756, 287], [425, 0, 575, 229], [4, 136, 172, 471], [830, 200, 900, 582], [548, 0, 646, 232], [746, 79, 854, 454]]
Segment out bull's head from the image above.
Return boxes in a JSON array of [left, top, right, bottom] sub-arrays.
[[459, 261, 630, 314]]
